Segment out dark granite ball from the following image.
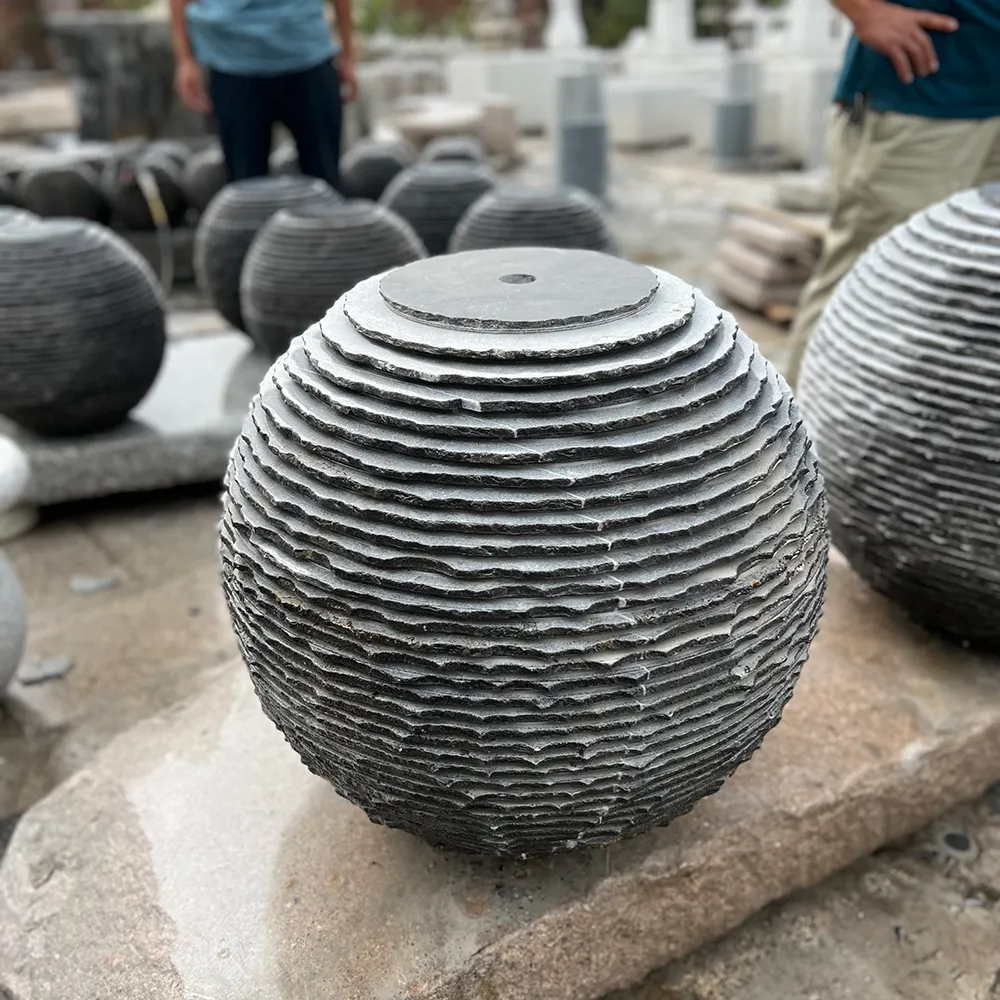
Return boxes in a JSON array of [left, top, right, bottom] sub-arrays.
[[340, 138, 415, 201], [0, 177, 16, 207], [241, 200, 427, 359], [420, 134, 487, 163], [380, 161, 497, 255], [449, 184, 619, 255], [0, 219, 166, 437], [799, 184, 1000, 649], [220, 247, 828, 856], [16, 157, 108, 222], [194, 175, 342, 331], [103, 153, 188, 230], [182, 146, 229, 214]]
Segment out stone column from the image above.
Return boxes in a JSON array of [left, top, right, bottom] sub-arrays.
[[648, 0, 694, 54], [544, 0, 586, 50]]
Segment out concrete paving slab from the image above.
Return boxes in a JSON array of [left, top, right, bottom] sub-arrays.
[[2, 551, 1000, 1000], [0, 333, 270, 507]]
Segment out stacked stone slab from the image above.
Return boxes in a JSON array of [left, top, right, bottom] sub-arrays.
[[182, 146, 228, 214], [420, 134, 487, 163], [0, 219, 166, 437], [103, 152, 188, 230], [194, 176, 341, 331], [241, 200, 427, 359], [449, 184, 620, 254], [340, 138, 415, 201], [380, 161, 497, 255], [16, 156, 108, 222], [799, 184, 1000, 650], [220, 246, 829, 857], [0, 553, 26, 692]]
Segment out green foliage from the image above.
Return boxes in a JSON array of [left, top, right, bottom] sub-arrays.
[[356, 0, 471, 36], [582, 0, 648, 47]]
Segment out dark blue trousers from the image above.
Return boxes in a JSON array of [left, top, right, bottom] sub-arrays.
[[209, 59, 343, 191]]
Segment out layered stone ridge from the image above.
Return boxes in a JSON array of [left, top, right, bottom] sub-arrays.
[[193, 175, 341, 332], [220, 247, 829, 857], [0, 218, 166, 437], [449, 184, 620, 256], [799, 186, 1000, 649]]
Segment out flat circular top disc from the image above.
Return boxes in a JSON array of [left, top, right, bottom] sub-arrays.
[[378, 247, 659, 332]]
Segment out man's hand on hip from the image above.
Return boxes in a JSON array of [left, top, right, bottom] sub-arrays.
[[842, 0, 958, 83]]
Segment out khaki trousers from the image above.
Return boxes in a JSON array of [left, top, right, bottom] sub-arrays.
[[785, 107, 1000, 388]]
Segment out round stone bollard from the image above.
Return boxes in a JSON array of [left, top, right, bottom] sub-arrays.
[[220, 247, 829, 857], [194, 176, 341, 332], [0, 553, 26, 693], [380, 161, 497, 256], [241, 200, 427, 359], [103, 153, 188, 230], [449, 184, 619, 255], [340, 138, 415, 201], [420, 134, 487, 164], [0, 219, 166, 437], [16, 158, 108, 222], [182, 146, 228, 214], [799, 184, 1000, 649]]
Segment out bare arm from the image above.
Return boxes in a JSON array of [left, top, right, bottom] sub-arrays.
[[169, 0, 212, 113], [329, 0, 357, 101], [834, 0, 958, 84]]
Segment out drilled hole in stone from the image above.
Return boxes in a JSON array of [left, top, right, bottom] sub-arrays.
[[944, 831, 972, 853], [499, 273, 536, 285]]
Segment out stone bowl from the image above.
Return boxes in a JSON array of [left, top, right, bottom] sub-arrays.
[[799, 183, 1000, 650], [16, 156, 109, 222], [241, 199, 427, 359], [340, 138, 415, 201], [449, 184, 620, 255], [103, 152, 188, 230], [420, 134, 487, 163], [182, 146, 228, 214], [194, 176, 342, 332], [0, 553, 26, 693], [220, 247, 829, 856], [0, 219, 166, 437], [380, 161, 497, 256]]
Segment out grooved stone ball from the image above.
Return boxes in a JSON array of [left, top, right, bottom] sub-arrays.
[[799, 184, 1000, 649], [220, 248, 828, 856], [420, 134, 487, 164], [241, 200, 427, 359], [340, 138, 415, 201], [194, 176, 341, 332], [0, 219, 166, 437], [182, 146, 229, 214], [17, 158, 108, 222]]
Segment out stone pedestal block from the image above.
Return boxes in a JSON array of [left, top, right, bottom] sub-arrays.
[[605, 79, 695, 148]]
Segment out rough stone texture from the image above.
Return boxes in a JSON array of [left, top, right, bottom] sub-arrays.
[[340, 138, 415, 201], [0, 219, 166, 437], [800, 185, 1000, 650], [448, 184, 619, 254], [240, 200, 427, 359], [194, 176, 340, 331], [221, 247, 828, 856], [0, 332, 269, 506], [0, 553, 26, 692], [4, 552, 1000, 998]]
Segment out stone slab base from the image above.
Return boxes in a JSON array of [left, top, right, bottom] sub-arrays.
[[3, 551, 1000, 998], [0, 332, 270, 507]]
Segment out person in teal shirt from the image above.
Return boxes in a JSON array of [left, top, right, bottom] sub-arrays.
[[787, 0, 1000, 386], [169, 0, 356, 190]]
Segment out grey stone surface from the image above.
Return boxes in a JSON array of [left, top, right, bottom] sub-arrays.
[[800, 185, 1000, 650], [340, 138, 415, 202], [18, 654, 74, 686], [15, 156, 108, 221], [0, 332, 270, 506], [420, 134, 487, 163], [181, 145, 227, 214], [0, 554, 26, 692]]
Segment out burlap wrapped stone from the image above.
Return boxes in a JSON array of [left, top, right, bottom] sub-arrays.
[[380, 161, 496, 255], [799, 184, 1000, 650], [449, 184, 620, 255], [340, 138, 415, 201], [182, 146, 228, 214], [0, 553, 26, 692], [241, 200, 426, 359], [220, 247, 828, 857], [194, 175, 341, 331], [0, 219, 166, 436]]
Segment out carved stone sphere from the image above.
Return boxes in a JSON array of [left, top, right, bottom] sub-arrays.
[[182, 146, 228, 214], [0, 553, 26, 693], [449, 184, 619, 255], [103, 153, 188, 230], [241, 200, 427, 359], [220, 247, 828, 857], [16, 157, 109, 222], [0, 219, 166, 437], [799, 184, 1000, 650], [420, 134, 487, 164], [380, 161, 497, 255], [194, 176, 341, 331], [340, 138, 415, 201]]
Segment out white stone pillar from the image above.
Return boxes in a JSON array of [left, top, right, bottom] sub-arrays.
[[648, 0, 695, 53], [544, 0, 587, 50]]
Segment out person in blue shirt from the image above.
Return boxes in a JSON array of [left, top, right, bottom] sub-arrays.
[[168, 0, 356, 190], [786, 0, 1000, 386]]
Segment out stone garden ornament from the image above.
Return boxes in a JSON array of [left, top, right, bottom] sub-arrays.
[[799, 184, 1000, 649], [221, 248, 828, 856]]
